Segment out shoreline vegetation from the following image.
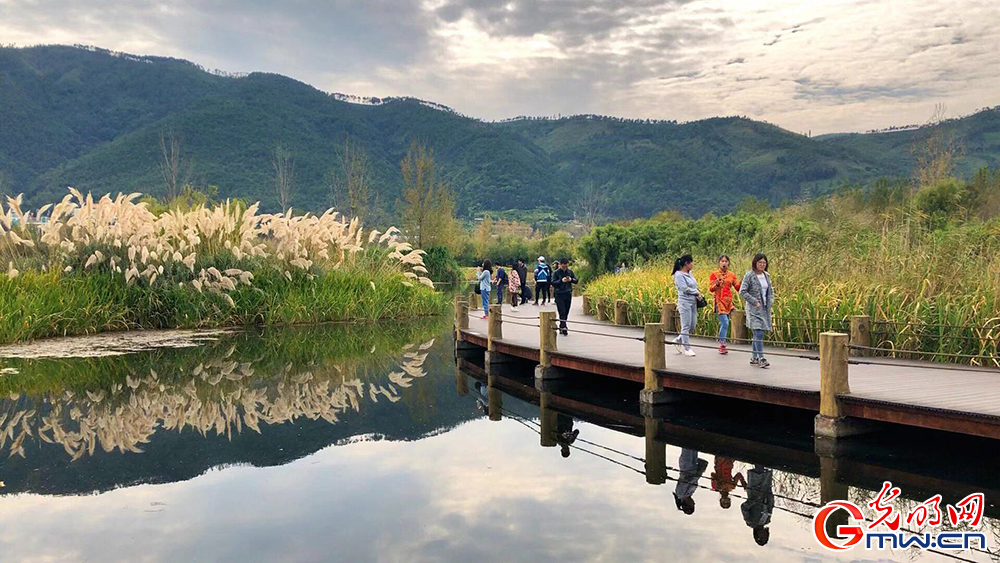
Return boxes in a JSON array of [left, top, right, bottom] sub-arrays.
[[582, 171, 1000, 365], [0, 189, 446, 344]]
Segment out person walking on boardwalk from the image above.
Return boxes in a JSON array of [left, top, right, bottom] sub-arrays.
[[551, 258, 578, 335], [741, 465, 774, 546], [533, 256, 552, 306], [508, 263, 521, 311], [493, 264, 509, 306], [710, 255, 741, 355], [739, 253, 774, 368], [671, 254, 701, 356], [515, 258, 529, 305], [476, 260, 493, 319]]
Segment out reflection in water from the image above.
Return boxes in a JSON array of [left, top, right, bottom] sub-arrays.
[[0, 322, 443, 462], [741, 466, 774, 546], [4, 327, 1000, 561]]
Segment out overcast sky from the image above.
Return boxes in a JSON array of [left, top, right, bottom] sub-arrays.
[[1, 0, 997, 134]]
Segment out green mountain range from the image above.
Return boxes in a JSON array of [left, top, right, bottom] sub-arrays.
[[2, 44, 998, 220]]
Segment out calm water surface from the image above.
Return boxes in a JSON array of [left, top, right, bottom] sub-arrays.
[[1, 320, 998, 562]]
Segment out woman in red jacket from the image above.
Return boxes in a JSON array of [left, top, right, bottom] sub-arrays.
[[709, 255, 741, 354]]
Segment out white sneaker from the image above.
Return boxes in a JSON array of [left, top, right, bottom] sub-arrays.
[[682, 349, 696, 357], [511, 307, 519, 312], [672, 337, 683, 354]]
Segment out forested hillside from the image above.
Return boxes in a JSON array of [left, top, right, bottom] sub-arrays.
[[1, 44, 998, 219]]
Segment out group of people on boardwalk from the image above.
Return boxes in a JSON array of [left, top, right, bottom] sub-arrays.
[[671, 253, 774, 368], [476, 256, 578, 334]]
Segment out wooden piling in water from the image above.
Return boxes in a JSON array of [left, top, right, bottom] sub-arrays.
[[454, 294, 468, 339], [487, 304, 503, 352], [815, 331, 869, 438], [539, 311, 557, 368], [614, 299, 629, 325], [641, 323, 666, 399], [644, 417, 667, 485]]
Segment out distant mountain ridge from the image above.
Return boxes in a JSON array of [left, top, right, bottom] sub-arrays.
[[1, 44, 998, 220]]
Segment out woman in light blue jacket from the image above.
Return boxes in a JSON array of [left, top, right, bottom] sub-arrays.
[[477, 260, 493, 318], [671, 254, 701, 356]]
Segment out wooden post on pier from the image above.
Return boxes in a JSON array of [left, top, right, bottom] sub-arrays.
[[660, 302, 677, 333], [639, 323, 668, 405], [596, 298, 610, 321], [850, 315, 871, 357], [644, 417, 667, 485], [614, 299, 629, 325], [469, 291, 478, 312], [454, 294, 468, 339], [731, 310, 747, 344], [487, 304, 503, 352], [536, 311, 563, 381], [815, 332, 869, 438]]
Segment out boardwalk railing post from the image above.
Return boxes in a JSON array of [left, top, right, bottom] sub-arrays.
[[582, 295, 592, 316], [639, 323, 670, 405], [660, 302, 677, 334], [731, 309, 747, 344], [536, 311, 563, 381], [644, 417, 667, 485], [454, 294, 469, 339], [487, 304, 503, 350], [485, 304, 514, 373], [596, 298, 610, 321], [850, 315, 871, 357], [815, 331, 868, 439], [614, 299, 629, 325]]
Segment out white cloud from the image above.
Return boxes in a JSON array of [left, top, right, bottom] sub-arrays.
[[0, 0, 997, 133]]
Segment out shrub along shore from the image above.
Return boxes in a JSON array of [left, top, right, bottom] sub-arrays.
[[0, 190, 446, 344]]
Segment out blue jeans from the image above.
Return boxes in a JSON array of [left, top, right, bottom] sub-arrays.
[[717, 313, 730, 344], [752, 329, 765, 359], [481, 290, 491, 316]]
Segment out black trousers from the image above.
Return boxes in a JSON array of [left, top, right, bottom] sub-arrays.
[[535, 282, 550, 303], [555, 293, 572, 331]]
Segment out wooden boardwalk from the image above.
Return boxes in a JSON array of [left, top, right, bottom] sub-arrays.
[[459, 300, 1000, 440]]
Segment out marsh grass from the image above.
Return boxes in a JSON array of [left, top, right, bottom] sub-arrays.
[[0, 190, 446, 343], [585, 191, 1000, 365]]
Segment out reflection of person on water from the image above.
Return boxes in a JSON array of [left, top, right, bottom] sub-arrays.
[[673, 448, 709, 515], [554, 413, 579, 458], [740, 465, 774, 546], [711, 456, 746, 509], [474, 382, 488, 414]]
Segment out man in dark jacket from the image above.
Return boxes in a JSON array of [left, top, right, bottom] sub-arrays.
[[550, 258, 578, 335], [515, 259, 529, 305]]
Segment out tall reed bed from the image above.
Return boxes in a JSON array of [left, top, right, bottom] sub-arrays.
[[585, 251, 1000, 366], [0, 190, 445, 343]]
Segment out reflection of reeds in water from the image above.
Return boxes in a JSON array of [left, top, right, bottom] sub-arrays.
[[0, 338, 435, 460]]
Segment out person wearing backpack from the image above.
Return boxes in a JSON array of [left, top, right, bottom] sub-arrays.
[[533, 256, 552, 306], [493, 265, 509, 305]]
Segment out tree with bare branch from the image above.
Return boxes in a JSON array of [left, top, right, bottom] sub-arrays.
[[272, 143, 295, 212], [158, 128, 191, 201], [912, 103, 965, 188], [400, 140, 457, 248], [329, 136, 373, 221], [577, 180, 608, 228]]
